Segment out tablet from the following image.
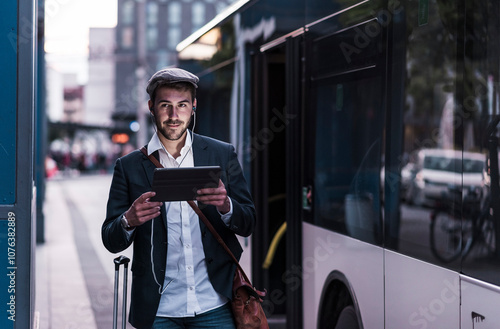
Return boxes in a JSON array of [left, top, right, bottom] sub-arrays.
[[150, 166, 221, 202]]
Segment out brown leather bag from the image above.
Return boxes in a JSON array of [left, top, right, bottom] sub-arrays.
[[140, 147, 269, 328], [231, 266, 268, 328]]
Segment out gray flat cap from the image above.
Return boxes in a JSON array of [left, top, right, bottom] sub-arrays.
[[146, 67, 199, 97]]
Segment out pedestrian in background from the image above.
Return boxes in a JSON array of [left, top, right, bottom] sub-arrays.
[[102, 68, 256, 329]]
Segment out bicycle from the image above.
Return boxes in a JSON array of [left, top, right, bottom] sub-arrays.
[[429, 185, 495, 263]]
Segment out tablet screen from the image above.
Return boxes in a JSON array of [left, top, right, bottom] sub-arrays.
[[150, 166, 221, 202]]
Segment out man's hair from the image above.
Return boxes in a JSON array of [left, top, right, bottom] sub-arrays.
[[150, 82, 196, 105]]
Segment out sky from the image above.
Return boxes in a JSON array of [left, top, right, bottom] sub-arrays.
[[44, 0, 117, 84]]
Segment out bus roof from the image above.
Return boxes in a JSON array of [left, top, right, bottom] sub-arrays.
[[176, 0, 253, 53]]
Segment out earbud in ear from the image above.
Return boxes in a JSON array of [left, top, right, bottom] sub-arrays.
[[192, 106, 196, 112]]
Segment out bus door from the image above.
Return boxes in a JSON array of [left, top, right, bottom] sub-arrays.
[[250, 33, 304, 329], [301, 3, 387, 328]]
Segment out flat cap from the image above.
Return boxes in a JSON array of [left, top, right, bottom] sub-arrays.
[[146, 67, 199, 97]]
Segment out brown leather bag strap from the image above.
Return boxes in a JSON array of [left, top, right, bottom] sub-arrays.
[[140, 146, 162, 168], [185, 200, 249, 279], [140, 146, 251, 282]]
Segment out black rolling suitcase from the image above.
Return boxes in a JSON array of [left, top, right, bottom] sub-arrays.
[[113, 255, 130, 329]]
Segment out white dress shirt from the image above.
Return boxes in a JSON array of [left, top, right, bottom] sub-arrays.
[[144, 132, 232, 317]]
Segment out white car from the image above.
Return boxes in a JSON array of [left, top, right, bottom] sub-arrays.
[[406, 149, 486, 206]]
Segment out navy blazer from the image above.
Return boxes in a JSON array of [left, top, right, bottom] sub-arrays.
[[102, 132, 256, 329]]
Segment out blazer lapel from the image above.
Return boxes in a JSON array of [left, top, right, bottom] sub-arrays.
[[192, 132, 210, 166], [141, 149, 169, 230], [141, 150, 158, 186]]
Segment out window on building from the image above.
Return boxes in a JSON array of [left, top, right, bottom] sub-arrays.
[[121, 27, 134, 49], [147, 2, 159, 26], [147, 27, 158, 50], [168, 2, 182, 25], [121, 0, 135, 25], [168, 27, 181, 50], [192, 2, 205, 30]]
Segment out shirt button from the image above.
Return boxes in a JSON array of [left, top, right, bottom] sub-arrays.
[[187, 266, 192, 270], [189, 286, 194, 291], [185, 244, 190, 248]]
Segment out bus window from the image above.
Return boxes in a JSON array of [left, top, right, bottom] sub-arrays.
[[459, 0, 500, 286], [389, 0, 500, 286], [313, 77, 384, 245], [388, 0, 463, 269]]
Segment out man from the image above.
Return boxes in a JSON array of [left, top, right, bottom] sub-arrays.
[[102, 68, 256, 329]]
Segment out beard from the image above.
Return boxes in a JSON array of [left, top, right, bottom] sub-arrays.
[[156, 117, 192, 141]]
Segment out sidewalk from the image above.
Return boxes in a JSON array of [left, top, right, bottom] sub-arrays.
[[36, 174, 133, 329]]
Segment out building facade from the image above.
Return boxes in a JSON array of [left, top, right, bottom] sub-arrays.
[[113, 0, 235, 146]]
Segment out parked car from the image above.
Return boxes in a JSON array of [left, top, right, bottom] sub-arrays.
[[406, 149, 487, 206]]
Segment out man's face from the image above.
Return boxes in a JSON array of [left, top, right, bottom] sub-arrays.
[[150, 86, 196, 141]]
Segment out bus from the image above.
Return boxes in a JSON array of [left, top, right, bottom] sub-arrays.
[[176, 0, 500, 328]]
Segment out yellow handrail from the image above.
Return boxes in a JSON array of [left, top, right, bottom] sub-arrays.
[[262, 222, 287, 269]]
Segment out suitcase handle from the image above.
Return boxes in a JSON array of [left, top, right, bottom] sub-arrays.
[[113, 256, 130, 329], [114, 255, 130, 270]]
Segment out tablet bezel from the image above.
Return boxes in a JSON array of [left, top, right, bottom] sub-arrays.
[[150, 166, 221, 202]]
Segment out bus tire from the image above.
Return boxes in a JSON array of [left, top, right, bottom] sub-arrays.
[[335, 305, 359, 329], [318, 272, 362, 329]]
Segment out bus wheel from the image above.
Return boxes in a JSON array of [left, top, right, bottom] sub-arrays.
[[318, 278, 361, 329], [334, 305, 360, 329]]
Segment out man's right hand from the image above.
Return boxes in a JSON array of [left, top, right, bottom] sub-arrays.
[[124, 192, 162, 228]]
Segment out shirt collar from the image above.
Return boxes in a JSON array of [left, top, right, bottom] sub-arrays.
[[147, 130, 192, 158]]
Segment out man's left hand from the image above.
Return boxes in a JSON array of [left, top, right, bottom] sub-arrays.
[[196, 179, 231, 214]]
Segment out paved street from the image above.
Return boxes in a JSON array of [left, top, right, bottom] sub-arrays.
[[36, 174, 133, 329]]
